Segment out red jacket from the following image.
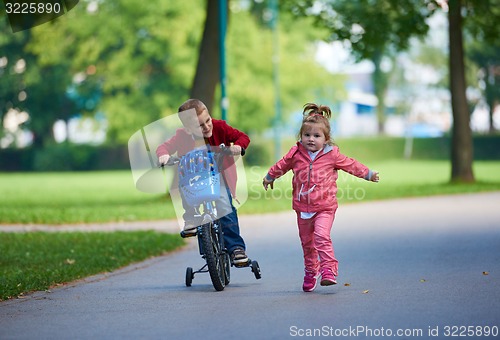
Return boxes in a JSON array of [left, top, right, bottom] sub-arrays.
[[156, 119, 250, 198], [267, 142, 370, 213]]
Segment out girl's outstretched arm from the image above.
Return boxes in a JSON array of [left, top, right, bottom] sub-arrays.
[[264, 145, 297, 190], [367, 170, 380, 182], [262, 174, 274, 190]]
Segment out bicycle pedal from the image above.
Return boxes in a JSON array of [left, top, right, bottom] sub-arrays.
[[180, 230, 197, 238], [233, 260, 251, 268]]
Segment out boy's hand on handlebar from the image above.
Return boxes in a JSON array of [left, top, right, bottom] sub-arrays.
[[229, 145, 242, 156], [158, 154, 170, 166]]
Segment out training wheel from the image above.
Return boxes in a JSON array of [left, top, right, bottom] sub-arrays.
[[186, 267, 194, 287], [251, 260, 261, 280], [224, 253, 231, 285]]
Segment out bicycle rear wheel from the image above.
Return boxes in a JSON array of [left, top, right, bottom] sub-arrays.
[[200, 222, 225, 291]]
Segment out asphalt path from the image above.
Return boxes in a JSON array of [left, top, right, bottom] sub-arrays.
[[1, 192, 499, 339]]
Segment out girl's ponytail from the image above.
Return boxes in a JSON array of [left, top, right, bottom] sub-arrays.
[[303, 103, 332, 120]]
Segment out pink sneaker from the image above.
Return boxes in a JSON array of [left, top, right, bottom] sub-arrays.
[[320, 269, 337, 286], [302, 271, 319, 292]]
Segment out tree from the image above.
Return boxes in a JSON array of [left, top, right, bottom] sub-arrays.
[[286, 0, 500, 183], [190, 0, 225, 112], [448, 0, 474, 182], [0, 19, 75, 148], [285, 0, 434, 134], [0, 21, 32, 143], [2, 0, 345, 148], [179, 0, 346, 132], [447, 0, 500, 181], [225, 2, 345, 133], [27, 0, 202, 143], [468, 43, 500, 134], [466, 0, 500, 134]]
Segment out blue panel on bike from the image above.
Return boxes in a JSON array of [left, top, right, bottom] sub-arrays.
[[178, 149, 220, 206]]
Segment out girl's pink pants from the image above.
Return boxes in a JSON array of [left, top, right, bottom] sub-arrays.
[[296, 210, 338, 276]]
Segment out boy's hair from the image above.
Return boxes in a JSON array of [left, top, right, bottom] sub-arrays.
[[298, 103, 334, 145], [177, 99, 210, 126], [178, 99, 209, 117]]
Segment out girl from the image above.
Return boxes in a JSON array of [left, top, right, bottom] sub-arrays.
[[262, 103, 379, 292]]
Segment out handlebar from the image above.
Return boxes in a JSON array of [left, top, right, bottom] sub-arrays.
[[217, 143, 246, 156], [159, 144, 245, 168], [163, 156, 180, 167]]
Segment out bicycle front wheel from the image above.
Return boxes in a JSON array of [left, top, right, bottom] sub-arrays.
[[200, 222, 225, 291]]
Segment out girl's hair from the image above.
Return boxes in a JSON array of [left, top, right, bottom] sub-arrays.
[[298, 103, 334, 145]]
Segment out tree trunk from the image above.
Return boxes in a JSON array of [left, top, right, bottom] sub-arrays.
[[372, 50, 388, 134], [448, 0, 475, 183], [485, 65, 497, 134], [190, 0, 227, 114]]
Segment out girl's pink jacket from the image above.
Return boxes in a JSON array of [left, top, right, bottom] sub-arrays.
[[267, 142, 371, 213]]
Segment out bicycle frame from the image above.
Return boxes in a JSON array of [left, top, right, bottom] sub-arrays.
[[161, 145, 260, 291], [195, 202, 224, 257]]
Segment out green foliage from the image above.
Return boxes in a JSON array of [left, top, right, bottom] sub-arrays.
[[2, 0, 500, 149], [0, 19, 76, 148], [0, 147, 34, 170], [23, 0, 205, 144], [285, 0, 435, 61], [284, 0, 438, 134], [467, 40, 500, 127], [0, 145, 131, 171], [244, 141, 271, 166], [33, 143, 97, 171], [336, 136, 500, 162], [220, 6, 346, 133], [464, 0, 500, 46], [2, 0, 345, 148], [0, 231, 185, 300]]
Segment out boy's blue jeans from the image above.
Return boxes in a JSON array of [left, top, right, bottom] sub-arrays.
[[181, 187, 246, 254], [218, 198, 246, 253]]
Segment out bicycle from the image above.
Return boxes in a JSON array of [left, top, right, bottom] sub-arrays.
[[163, 145, 261, 291]]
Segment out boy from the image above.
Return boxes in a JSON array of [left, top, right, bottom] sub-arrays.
[[156, 98, 250, 265]]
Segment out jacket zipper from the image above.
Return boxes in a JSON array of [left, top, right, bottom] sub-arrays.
[[307, 161, 312, 211], [298, 146, 332, 211]]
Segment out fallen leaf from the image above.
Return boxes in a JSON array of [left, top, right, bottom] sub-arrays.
[[344, 283, 351, 287], [483, 271, 489, 275], [362, 290, 370, 294]]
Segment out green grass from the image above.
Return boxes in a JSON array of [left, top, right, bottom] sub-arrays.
[[238, 160, 500, 214], [0, 231, 185, 301], [1, 160, 499, 300], [1, 160, 500, 223], [0, 171, 174, 224]]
